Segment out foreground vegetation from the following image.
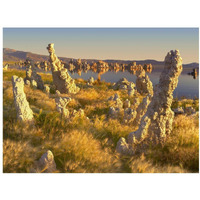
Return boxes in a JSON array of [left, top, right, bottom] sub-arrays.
[[3, 69, 199, 173]]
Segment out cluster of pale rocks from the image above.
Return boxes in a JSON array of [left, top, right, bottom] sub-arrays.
[[116, 50, 185, 155], [10, 46, 196, 172], [10, 44, 89, 172], [173, 106, 197, 115]]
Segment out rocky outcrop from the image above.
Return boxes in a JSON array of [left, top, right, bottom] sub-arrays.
[[124, 99, 131, 109], [3, 63, 9, 70], [43, 85, 50, 94], [87, 76, 95, 86], [173, 107, 184, 115], [117, 50, 183, 154], [108, 93, 123, 119], [113, 78, 131, 90], [12, 75, 34, 122], [25, 80, 31, 86], [47, 43, 80, 94], [31, 80, 37, 89], [30, 150, 57, 173], [123, 108, 137, 123], [116, 138, 134, 155], [41, 61, 48, 71], [133, 94, 152, 126], [24, 58, 44, 90], [113, 78, 136, 96], [185, 107, 196, 115], [136, 69, 153, 95], [55, 97, 72, 118], [127, 82, 135, 97], [72, 108, 85, 118]]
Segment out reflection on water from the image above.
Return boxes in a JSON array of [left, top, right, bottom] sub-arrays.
[[68, 66, 199, 99]]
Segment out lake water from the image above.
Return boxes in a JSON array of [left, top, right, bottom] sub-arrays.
[[68, 67, 199, 99]]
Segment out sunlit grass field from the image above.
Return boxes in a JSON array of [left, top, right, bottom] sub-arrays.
[[3, 69, 199, 173]]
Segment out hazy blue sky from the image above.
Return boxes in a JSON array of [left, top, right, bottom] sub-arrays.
[[3, 28, 199, 64]]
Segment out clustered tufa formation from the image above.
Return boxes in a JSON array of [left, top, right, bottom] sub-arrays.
[[117, 50, 183, 155], [24, 58, 44, 90], [47, 43, 80, 94]]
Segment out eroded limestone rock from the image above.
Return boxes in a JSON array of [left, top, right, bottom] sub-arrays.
[[116, 138, 134, 155], [3, 63, 9, 70], [47, 43, 80, 94], [124, 99, 131, 109], [113, 78, 131, 90], [185, 107, 196, 115], [24, 59, 44, 90], [56, 90, 61, 95], [127, 82, 135, 97], [117, 50, 183, 154], [173, 107, 184, 115], [12, 75, 34, 122], [136, 69, 153, 95], [108, 93, 123, 118], [31, 150, 57, 173], [130, 50, 182, 144], [25, 79, 31, 86], [123, 108, 137, 123], [133, 94, 152, 126], [44, 85, 50, 94], [87, 76, 95, 86], [72, 108, 85, 118], [55, 97, 71, 118], [31, 80, 37, 89]]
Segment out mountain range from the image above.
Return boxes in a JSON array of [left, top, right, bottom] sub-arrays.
[[3, 48, 199, 68]]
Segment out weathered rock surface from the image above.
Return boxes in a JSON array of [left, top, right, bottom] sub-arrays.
[[116, 138, 134, 155], [129, 50, 183, 144], [72, 108, 85, 118], [24, 59, 44, 90], [173, 107, 184, 114], [136, 69, 153, 95], [31, 150, 57, 173], [133, 94, 152, 126], [123, 108, 137, 123], [87, 76, 95, 86], [55, 97, 72, 118], [127, 82, 135, 97], [185, 106, 196, 115], [43, 85, 50, 94], [108, 93, 123, 118], [3, 63, 9, 70], [25, 79, 31, 86], [12, 75, 34, 122], [31, 80, 37, 89], [47, 43, 80, 94], [113, 78, 133, 90], [124, 99, 131, 109], [117, 50, 183, 154], [56, 90, 61, 95]]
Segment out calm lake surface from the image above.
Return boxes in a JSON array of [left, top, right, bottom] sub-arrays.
[[68, 67, 199, 99]]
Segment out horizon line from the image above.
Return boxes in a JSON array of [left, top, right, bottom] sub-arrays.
[[3, 47, 198, 65]]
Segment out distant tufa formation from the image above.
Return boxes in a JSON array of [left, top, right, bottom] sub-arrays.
[[24, 58, 44, 90], [113, 78, 136, 97], [12, 75, 34, 122], [108, 70, 153, 125], [117, 50, 183, 155], [136, 69, 153, 95], [47, 43, 80, 94]]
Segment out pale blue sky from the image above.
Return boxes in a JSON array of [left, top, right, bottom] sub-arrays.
[[3, 28, 199, 64]]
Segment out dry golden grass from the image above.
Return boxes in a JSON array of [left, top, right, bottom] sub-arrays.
[[3, 69, 199, 173]]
